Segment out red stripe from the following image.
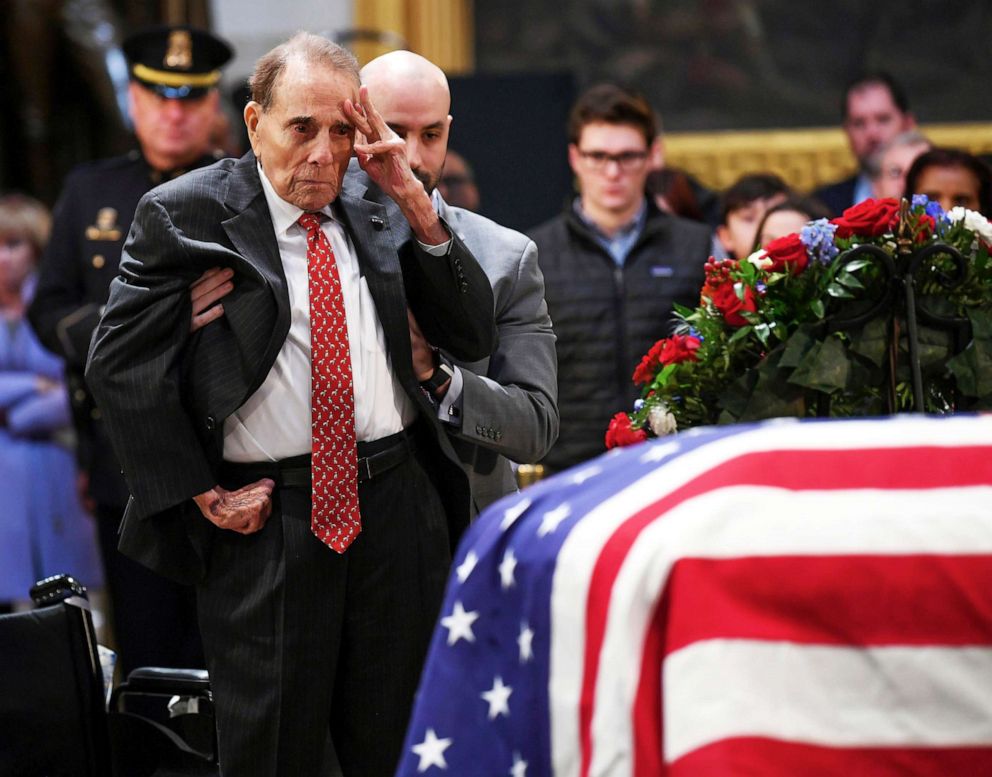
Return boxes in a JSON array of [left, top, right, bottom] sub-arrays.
[[632, 587, 670, 777], [663, 555, 992, 653], [629, 555, 992, 775], [578, 444, 992, 777], [668, 738, 992, 776]]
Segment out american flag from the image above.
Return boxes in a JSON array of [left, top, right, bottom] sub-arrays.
[[396, 415, 992, 777]]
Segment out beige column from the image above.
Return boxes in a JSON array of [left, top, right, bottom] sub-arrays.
[[353, 0, 473, 72]]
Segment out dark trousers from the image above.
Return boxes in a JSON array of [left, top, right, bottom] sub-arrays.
[[95, 502, 204, 676], [197, 435, 451, 777]]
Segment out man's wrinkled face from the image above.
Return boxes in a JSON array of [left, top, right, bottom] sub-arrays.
[[245, 59, 358, 211], [569, 122, 651, 218], [844, 84, 914, 164], [129, 82, 219, 171], [367, 77, 451, 194]]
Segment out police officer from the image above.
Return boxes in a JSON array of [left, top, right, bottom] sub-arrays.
[[28, 25, 233, 676]]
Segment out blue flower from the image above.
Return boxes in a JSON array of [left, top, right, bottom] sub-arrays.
[[925, 200, 946, 221], [800, 219, 840, 264], [633, 399, 645, 411], [912, 194, 930, 209], [688, 326, 704, 342]]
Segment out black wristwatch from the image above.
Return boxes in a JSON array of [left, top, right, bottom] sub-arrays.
[[420, 352, 454, 394]]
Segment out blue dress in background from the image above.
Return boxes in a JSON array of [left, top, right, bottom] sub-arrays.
[[0, 301, 104, 600]]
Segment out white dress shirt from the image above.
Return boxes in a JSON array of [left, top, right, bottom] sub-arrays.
[[222, 165, 418, 462]]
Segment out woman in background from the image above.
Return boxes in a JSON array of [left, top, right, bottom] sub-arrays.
[[754, 195, 832, 250], [0, 193, 102, 610], [904, 147, 992, 216]]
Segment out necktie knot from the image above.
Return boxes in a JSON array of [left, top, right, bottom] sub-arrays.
[[298, 212, 323, 238]]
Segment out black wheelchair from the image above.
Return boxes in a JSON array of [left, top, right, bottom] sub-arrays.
[[0, 574, 217, 777]]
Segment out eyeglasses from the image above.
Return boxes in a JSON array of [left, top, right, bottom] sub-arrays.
[[578, 149, 649, 171]]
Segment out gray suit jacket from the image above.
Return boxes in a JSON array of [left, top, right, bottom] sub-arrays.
[[437, 199, 558, 515], [85, 152, 495, 583]]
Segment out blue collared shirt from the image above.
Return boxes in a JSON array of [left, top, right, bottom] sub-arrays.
[[573, 198, 648, 266]]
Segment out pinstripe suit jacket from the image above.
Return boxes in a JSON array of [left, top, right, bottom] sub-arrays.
[[85, 151, 495, 584]]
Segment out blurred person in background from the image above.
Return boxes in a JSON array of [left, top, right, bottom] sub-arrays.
[[529, 84, 710, 473], [715, 173, 792, 260], [0, 193, 103, 611], [754, 195, 832, 249], [645, 167, 706, 222], [813, 72, 915, 216], [26, 24, 233, 676], [437, 149, 481, 212], [904, 147, 992, 216], [871, 130, 931, 201]]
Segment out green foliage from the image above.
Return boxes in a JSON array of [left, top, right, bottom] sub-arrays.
[[625, 200, 992, 438]]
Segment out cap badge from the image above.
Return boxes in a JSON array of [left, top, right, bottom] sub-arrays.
[[164, 30, 193, 70]]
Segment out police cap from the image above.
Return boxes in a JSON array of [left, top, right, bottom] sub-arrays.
[[123, 25, 233, 100]]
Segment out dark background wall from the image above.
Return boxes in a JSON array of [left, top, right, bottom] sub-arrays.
[[448, 72, 576, 233], [475, 0, 992, 132]]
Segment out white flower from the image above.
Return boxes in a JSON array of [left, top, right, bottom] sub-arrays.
[[947, 207, 992, 244], [648, 403, 678, 436], [746, 249, 772, 269]]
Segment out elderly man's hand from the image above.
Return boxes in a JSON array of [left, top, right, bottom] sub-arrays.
[[190, 267, 233, 333], [345, 86, 449, 246], [193, 479, 274, 534]]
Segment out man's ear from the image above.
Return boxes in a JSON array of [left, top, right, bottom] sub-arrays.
[[568, 143, 581, 176], [243, 101, 261, 153], [650, 135, 665, 169]]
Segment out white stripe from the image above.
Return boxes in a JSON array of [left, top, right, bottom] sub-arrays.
[[587, 485, 992, 777], [548, 414, 992, 777], [664, 641, 992, 762]]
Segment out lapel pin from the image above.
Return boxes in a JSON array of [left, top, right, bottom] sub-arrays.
[[370, 216, 385, 231]]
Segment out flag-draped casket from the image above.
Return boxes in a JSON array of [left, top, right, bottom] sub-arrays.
[[396, 415, 992, 777]]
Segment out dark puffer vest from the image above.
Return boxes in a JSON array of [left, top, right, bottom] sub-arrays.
[[529, 200, 711, 471]]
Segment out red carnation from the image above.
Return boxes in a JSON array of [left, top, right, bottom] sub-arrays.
[[660, 334, 702, 364], [702, 277, 758, 327], [763, 233, 809, 274], [605, 412, 648, 449], [831, 198, 900, 239], [632, 334, 701, 386], [633, 339, 666, 385]]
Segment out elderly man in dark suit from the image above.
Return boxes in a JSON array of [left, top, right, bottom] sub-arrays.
[[28, 25, 234, 676], [359, 50, 558, 513], [85, 32, 494, 777]]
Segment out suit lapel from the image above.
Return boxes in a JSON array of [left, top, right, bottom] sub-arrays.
[[220, 152, 292, 390], [337, 172, 418, 393]]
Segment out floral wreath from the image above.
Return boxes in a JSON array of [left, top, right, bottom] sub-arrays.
[[606, 196, 992, 448]]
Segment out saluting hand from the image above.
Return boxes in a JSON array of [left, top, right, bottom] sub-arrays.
[[344, 86, 448, 246], [193, 479, 275, 534]]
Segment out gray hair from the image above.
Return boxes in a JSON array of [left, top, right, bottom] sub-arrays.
[[867, 129, 931, 180], [249, 32, 359, 110]]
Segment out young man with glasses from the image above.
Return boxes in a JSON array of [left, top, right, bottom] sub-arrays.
[[529, 83, 710, 473]]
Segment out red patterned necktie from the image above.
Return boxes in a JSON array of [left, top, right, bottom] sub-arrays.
[[298, 212, 361, 552]]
